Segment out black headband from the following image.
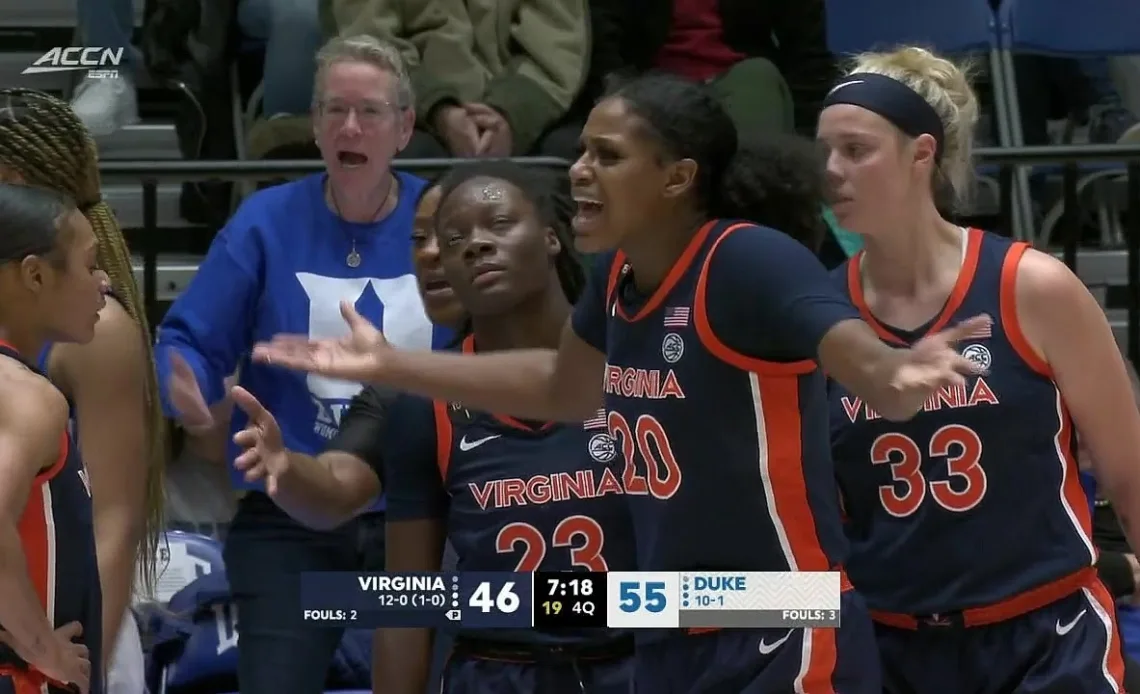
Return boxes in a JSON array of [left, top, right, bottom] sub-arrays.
[[823, 73, 945, 162]]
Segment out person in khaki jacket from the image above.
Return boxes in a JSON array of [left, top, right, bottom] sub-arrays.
[[324, 0, 589, 159]]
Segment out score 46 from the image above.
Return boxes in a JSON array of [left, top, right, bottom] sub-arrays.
[[470, 582, 520, 613], [461, 573, 534, 628]]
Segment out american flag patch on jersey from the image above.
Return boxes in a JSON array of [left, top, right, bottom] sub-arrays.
[[663, 306, 690, 327], [583, 409, 607, 429], [964, 314, 993, 339]]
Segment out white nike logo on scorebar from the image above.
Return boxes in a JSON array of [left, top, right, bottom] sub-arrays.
[[757, 630, 793, 655], [1055, 609, 1087, 636], [459, 434, 501, 452]]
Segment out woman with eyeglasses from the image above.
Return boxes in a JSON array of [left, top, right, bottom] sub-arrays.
[[153, 35, 452, 694]]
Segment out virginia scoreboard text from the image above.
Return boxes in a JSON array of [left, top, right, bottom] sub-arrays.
[[300, 571, 841, 629]]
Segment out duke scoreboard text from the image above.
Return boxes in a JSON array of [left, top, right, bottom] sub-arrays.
[[300, 572, 841, 629]]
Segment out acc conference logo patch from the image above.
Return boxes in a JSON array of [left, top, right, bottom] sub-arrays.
[[961, 344, 991, 371]]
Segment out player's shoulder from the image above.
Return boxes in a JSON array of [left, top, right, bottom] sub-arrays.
[[703, 220, 823, 287], [0, 356, 68, 429], [710, 219, 815, 256], [1008, 245, 1084, 306]]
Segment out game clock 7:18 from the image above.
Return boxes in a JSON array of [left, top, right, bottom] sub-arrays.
[[533, 572, 607, 629]]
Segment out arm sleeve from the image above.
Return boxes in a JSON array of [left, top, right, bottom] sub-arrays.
[[482, 0, 590, 153], [382, 395, 449, 521], [702, 225, 861, 360], [326, 0, 417, 66], [404, 0, 485, 122], [326, 386, 399, 486], [570, 253, 616, 352], [154, 216, 263, 415]]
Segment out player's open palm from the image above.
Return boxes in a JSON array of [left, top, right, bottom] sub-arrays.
[[231, 386, 290, 496], [167, 348, 213, 432], [40, 621, 90, 693], [892, 314, 992, 412], [253, 300, 389, 382]]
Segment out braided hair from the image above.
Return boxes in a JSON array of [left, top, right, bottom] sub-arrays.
[[436, 161, 586, 303], [0, 88, 166, 593]]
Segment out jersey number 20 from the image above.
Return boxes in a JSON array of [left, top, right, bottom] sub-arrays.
[[871, 424, 987, 517], [496, 516, 607, 571], [608, 411, 682, 499]]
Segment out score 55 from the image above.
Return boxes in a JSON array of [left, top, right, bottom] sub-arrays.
[[606, 572, 680, 629], [620, 581, 667, 613]]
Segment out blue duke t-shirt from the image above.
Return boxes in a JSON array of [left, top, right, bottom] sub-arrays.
[[155, 173, 452, 508]]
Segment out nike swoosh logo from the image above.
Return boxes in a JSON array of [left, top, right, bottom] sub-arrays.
[[757, 630, 794, 655], [1055, 609, 1087, 635], [459, 434, 501, 452], [828, 79, 864, 97]]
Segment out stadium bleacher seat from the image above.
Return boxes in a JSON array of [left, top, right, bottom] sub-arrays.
[[822, 0, 1023, 229], [149, 530, 225, 603], [997, 0, 1140, 247], [3, 0, 198, 308]]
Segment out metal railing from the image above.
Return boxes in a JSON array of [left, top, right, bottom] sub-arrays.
[[97, 147, 1140, 363]]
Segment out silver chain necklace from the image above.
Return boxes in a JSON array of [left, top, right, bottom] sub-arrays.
[[328, 176, 396, 268]]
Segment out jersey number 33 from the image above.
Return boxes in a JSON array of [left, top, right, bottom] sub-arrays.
[[873, 424, 987, 517]]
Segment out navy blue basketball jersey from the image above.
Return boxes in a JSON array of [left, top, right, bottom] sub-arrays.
[[0, 344, 102, 693], [829, 228, 1095, 621], [384, 336, 636, 645], [571, 220, 851, 579]]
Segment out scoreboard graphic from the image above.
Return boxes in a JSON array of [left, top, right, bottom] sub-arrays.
[[300, 571, 841, 630]]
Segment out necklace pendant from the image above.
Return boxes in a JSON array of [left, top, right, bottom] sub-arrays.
[[346, 250, 362, 268]]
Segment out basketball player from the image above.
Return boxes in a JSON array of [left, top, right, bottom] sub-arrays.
[[0, 88, 164, 684], [236, 162, 634, 693], [254, 73, 989, 692], [379, 162, 635, 694], [0, 183, 108, 693], [820, 47, 1139, 692]]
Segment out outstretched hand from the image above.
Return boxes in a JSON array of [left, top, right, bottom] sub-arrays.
[[231, 386, 289, 496], [253, 300, 389, 382], [890, 314, 992, 413], [168, 349, 213, 432]]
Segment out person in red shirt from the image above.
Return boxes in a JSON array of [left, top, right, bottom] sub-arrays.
[[586, 0, 836, 136]]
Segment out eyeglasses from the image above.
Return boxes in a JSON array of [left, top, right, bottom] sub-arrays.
[[317, 99, 402, 126]]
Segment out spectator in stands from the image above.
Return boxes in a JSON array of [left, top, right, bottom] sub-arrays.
[[1080, 60, 1140, 145], [153, 35, 451, 694], [585, 0, 835, 137], [237, 0, 323, 119], [73, 0, 140, 136], [0, 88, 165, 692], [323, 0, 589, 160], [244, 1, 454, 161], [1007, 55, 1140, 147]]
